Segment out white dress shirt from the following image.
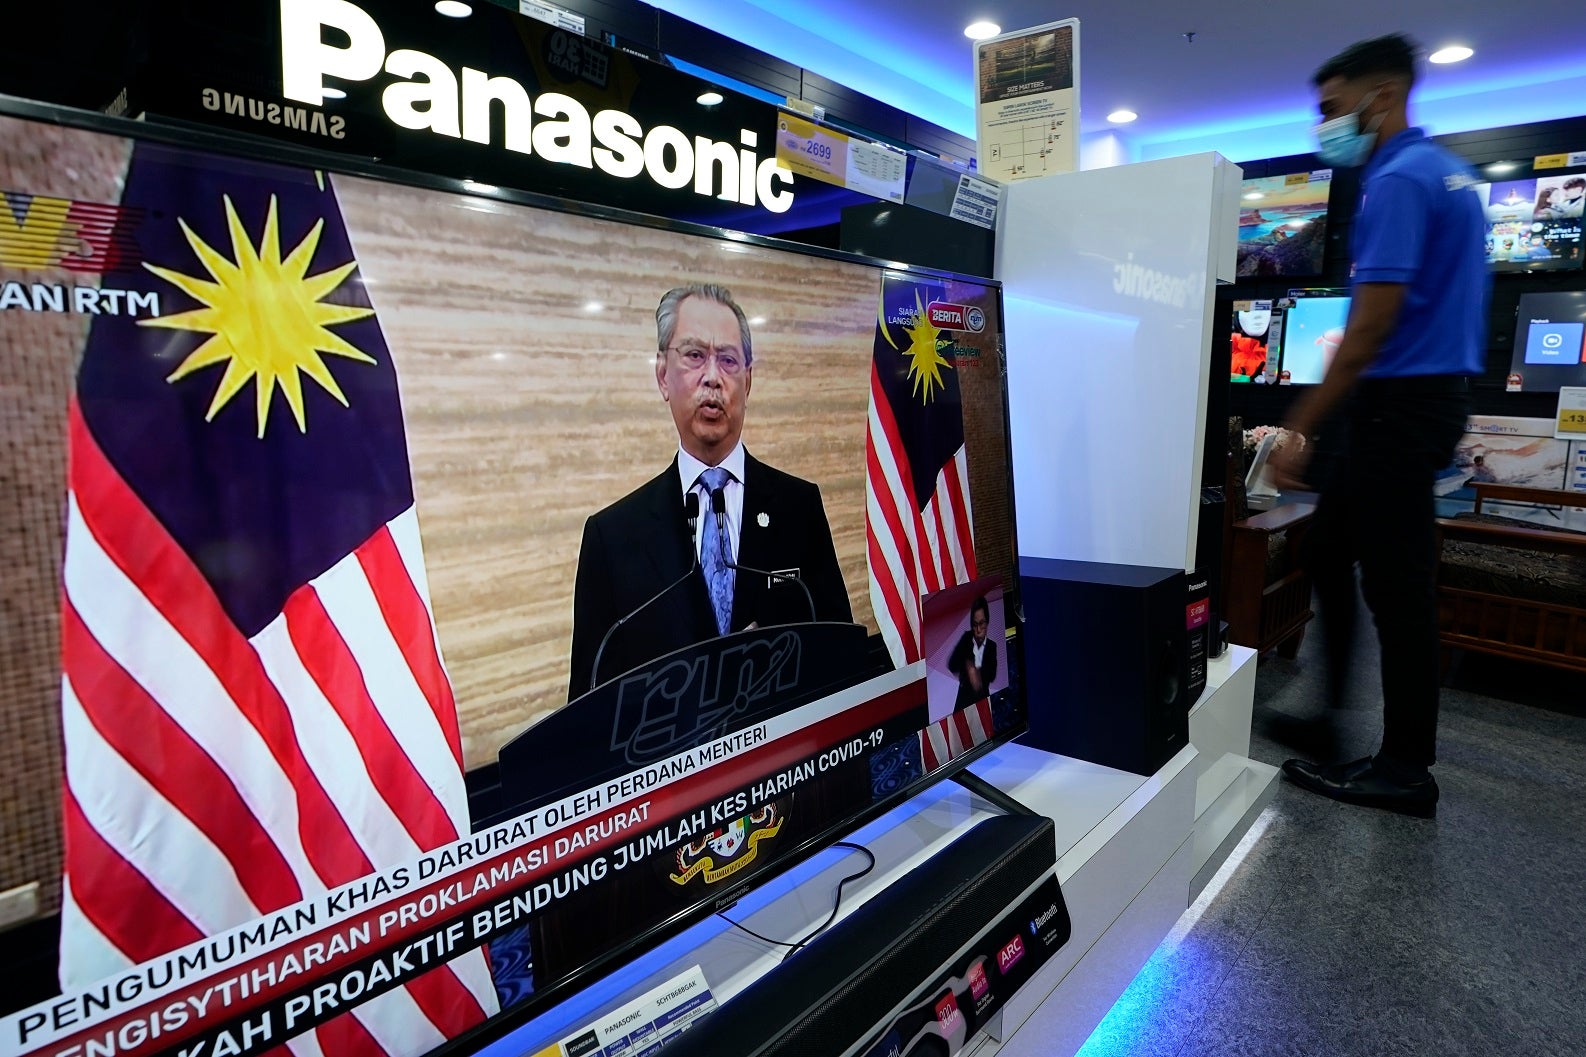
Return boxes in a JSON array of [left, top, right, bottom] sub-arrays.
[[971, 637, 986, 670], [677, 442, 746, 562]]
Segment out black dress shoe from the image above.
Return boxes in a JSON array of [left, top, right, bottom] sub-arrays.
[[1281, 756, 1439, 819]]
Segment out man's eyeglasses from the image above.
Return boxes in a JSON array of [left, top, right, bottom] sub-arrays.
[[667, 344, 747, 376]]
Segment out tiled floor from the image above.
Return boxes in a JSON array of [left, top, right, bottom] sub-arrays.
[[1074, 623, 1586, 1057]]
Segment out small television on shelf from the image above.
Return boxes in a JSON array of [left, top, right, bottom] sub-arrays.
[[1237, 169, 1333, 278], [1230, 299, 1278, 383], [0, 99, 1029, 1057], [1275, 289, 1351, 384], [1474, 175, 1585, 273], [1508, 291, 1586, 392]]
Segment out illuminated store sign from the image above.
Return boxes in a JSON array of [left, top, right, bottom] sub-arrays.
[[278, 0, 794, 212]]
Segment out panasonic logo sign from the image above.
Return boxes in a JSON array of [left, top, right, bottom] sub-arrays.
[[279, 0, 796, 212]]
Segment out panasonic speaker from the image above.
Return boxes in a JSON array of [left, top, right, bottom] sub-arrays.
[[1017, 557, 1190, 776]]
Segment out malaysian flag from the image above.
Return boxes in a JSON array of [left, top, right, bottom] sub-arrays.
[[58, 143, 496, 1056], [920, 699, 994, 771], [866, 274, 979, 666]]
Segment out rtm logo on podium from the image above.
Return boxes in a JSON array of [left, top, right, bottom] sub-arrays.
[[610, 630, 802, 765], [278, 0, 796, 212]]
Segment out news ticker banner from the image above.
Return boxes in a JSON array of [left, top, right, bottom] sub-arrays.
[[857, 875, 1067, 1057], [531, 967, 715, 1057], [775, 113, 908, 202], [973, 19, 1080, 183], [3, 664, 951, 1057]]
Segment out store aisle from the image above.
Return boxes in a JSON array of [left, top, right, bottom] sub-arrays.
[[1073, 624, 1586, 1057]]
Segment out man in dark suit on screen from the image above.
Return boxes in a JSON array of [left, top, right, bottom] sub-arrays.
[[569, 283, 852, 698], [947, 596, 997, 710]]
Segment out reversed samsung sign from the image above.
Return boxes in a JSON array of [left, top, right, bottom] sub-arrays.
[[279, 0, 795, 212]]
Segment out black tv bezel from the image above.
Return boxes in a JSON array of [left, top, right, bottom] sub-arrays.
[[1274, 287, 1351, 386], [1509, 290, 1586, 392], [1473, 171, 1586, 276], [1235, 168, 1334, 280], [0, 93, 1031, 1051]]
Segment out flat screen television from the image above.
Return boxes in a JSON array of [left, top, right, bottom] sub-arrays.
[[1474, 176, 1585, 272], [1276, 290, 1351, 384], [1236, 169, 1333, 277], [0, 102, 1027, 1057], [1230, 299, 1278, 384], [1507, 291, 1586, 392]]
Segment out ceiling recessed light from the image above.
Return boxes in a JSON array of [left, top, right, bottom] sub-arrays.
[[697, 91, 724, 106], [583, 301, 604, 312], [435, 1, 472, 17], [1106, 109, 1138, 124], [462, 179, 497, 194], [964, 21, 1001, 40], [749, 316, 766, 326], [1243, 191, 1265, 201], [321, 87, 347, 100], [1485, 161, 1516, 175], [1429, 45, 1473, 64]]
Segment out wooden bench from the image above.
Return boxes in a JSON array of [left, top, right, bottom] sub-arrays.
[[1436, 483, 1586, 675]]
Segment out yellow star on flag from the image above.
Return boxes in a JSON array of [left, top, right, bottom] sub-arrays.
[[140, 194, 375, 437], [900, 289, 952, 403]]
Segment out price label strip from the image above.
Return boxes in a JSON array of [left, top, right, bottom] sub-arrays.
[[777, 113, 848, 186], [776, 113, 906, 202], [534, 966, 717, 1056], [1556, 386, 1586, 439], [1535, 150, 1586, 170], [950, 173, 1001, 230]]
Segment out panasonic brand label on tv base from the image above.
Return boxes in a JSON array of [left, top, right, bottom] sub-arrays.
[[278, 0, 796, 212]]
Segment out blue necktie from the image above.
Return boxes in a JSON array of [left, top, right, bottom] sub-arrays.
[[698, 467, 736, 636]]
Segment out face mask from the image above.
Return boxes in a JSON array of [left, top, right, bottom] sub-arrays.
[[1313, 88, 1382, 168]]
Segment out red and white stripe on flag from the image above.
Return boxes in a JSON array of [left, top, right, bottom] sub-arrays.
[[920, 699, 995, 771], [58, 404, 497, 1057], [865, 362, 978, 667]]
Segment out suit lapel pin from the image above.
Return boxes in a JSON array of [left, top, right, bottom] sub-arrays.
[[757, 512, 770, 528]]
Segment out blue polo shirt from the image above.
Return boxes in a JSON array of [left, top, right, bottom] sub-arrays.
[[1351, 127, 1489, 377]]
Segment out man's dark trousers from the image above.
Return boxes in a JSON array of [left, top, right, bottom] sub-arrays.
[[1306, 376, 1470, 770]]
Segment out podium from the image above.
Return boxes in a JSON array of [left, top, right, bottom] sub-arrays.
[[488, 622, 872, 824]]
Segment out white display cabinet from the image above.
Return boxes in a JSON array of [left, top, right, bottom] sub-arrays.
[[998, 152, 1242, 574]]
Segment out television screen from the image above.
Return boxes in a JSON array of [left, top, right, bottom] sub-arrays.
[[1237, 170, 1333, 277], [1230, 299, 1278, 383], [1474, 176, 1585, 272], [1508, 291, 1586, 392], [1276, 292, 1351, 384], [0, 105, 1026, 1057]]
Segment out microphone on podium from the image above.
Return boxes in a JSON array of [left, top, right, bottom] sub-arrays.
[[588, 492, 701, 693], [710, 488, 817, 625]]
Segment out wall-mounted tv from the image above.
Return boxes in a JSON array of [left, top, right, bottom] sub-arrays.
[[1275, 290, 1350, 384], [1230, 299, 1278, 383], [0, 102, 1027, 1057], [1474, 175, 1585, 272], [1237, 170, 1333, 278], [1508, 291, 1586, 392]]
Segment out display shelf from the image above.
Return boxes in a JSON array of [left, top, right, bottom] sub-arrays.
[[1187, 645, 1278, 898], [474, 654, 1267, 1057], [477, 738, 1219, 1057]]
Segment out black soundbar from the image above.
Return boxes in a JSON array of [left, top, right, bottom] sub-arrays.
[[663, 814, 1066, 1057]]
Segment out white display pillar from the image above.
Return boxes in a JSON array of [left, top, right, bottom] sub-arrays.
[[996, 152, 1241, 573]]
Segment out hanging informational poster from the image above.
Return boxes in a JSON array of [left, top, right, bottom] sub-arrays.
[[973, 19, 1080, 182]]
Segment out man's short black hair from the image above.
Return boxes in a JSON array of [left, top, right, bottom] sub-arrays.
[[1314, 34, 1418, 88], [970, 596, 990, 622]]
